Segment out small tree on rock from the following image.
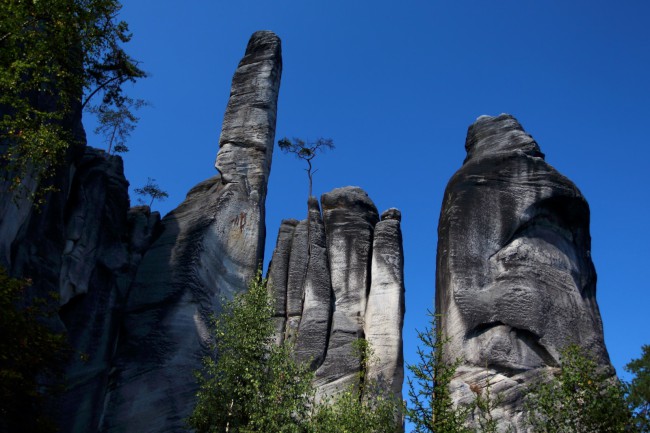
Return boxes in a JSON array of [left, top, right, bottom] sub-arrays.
[[89, 96, 148, 154], [134, 177, 168, 208], [278, 137, 334, 198]]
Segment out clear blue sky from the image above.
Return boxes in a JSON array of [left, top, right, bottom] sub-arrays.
[[90, 0, 649, 395]]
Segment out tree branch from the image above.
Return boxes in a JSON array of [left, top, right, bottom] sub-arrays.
[[81, 73, 124, 110]]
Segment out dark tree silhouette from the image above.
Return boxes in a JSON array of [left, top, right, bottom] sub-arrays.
[[134, 177, 168, 208], [277, 137, 334, 198]]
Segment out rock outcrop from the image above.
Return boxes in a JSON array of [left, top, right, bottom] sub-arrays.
[[100, 30, 282, 433], [436, 114, 611, 430], [0, 84, 160, 431], [267, 187, 405, 402]]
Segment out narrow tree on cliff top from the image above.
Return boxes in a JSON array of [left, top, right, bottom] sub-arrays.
[[278, 137, 334, 198], [278, 137, 334, 256], [134, 177, 168, 208]]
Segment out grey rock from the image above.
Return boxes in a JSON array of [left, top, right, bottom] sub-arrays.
[[286, 219, 309, 318], [0, 89, 165, 432], [267, 218, 299, 342], [59, 150, 130, 305], [365, 208, 405, 401], [315, 187, 379, 396], [436, 114, 611, 430], [294, 197, 332, 369], [267, 188, 405, 403], [57, 149, 156, 433], [101, 31, 282, 433]]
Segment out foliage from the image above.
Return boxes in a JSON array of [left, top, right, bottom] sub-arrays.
[[310, 386, 402, 433], [626, 345, 650, 432], [310, 339, 403, 433], [89, 96, 147, 154], [525, 344, 631, 433], [406, 313, 471, 433], [189, 273, 403, 433], [468, 374, 514, 433], [0, 0, 145, 197], [187, 273, 314, 433], [134, 177, 168, 208], [277, 137, 334, 198], [0, 268, 71, 433]]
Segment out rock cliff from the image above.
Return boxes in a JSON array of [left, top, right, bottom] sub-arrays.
[[0, 29, 408, 432], [436, 114, 611, 430], [100, 30, 282, 433], [267, 187, 405, 402]]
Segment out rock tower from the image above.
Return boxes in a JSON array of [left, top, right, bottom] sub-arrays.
[[436, 114, 611, 430]]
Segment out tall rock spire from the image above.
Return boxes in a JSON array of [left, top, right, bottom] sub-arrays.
[[436, 114, 610, 430], [100, 31, 282, 433]]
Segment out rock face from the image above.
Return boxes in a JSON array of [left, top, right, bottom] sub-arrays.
[[436, 114, 611, 430], [100, 31, 282, 433], [366, 208, 405, 399], [267, 187, 405, 402]]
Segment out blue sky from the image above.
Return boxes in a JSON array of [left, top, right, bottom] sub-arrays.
[[91, 0, 649, 395]]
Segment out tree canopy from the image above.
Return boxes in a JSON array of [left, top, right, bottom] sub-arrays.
[[525, 345, 631, 433], [0, 0, 145, 196], [188, 274, 403, 433], [626, 345, 650, 432]]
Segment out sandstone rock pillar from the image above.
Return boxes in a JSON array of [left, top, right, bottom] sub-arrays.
[[436, 114, 611, 430], [365, 208, 405, 400], [314, 187, 379, 395], [266, 187, 405, 405]]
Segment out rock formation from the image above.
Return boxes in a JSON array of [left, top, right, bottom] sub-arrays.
[[436, 114, 611, 430], [0, 81, 157, 431], [100, 30, 282, 433], [267, 187, 406, 402], [0, 29, 408, 432]]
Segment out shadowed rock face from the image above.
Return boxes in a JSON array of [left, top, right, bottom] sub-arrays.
[[100, 31, 282, 433], [436, 114, 610, 430], [267, 187, 405, 402]]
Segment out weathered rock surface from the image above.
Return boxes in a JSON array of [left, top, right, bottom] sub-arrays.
[[0, 87, 159, 432], [268, 218, 299, 342], [366, 208, 405, 400], [267, 187, 405, 402], [436, 114, 611, 431], [100, 31, 282, 433], [57, 150, 161, 433], [294, 197, 332, 369]]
